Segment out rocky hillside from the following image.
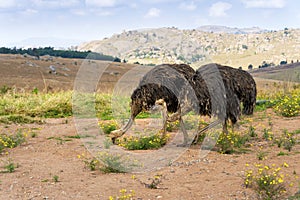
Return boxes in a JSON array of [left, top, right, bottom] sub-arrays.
[[78, 26, 300, 68]]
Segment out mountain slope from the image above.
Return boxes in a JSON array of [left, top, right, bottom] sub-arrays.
[[78, 27, 300, 68]]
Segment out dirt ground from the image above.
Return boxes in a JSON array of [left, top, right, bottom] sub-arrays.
[[0, 54, 299, 199]]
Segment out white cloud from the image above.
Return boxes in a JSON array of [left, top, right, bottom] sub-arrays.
[[85, 0, 116, 7], [209, 2, 232, 17], [142, 0, 179, 3], [145, 8, 161, 18], [241, 0, 286, 8], [22, 8, 38, 15], [179, 1, 197, 11], [0, 0, 16, 8], [31, 0, 81, 9]]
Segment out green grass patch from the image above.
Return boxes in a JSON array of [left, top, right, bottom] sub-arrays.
[[117, 133, 169, 150]]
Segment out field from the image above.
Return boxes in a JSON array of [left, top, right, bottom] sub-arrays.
[[0, 54, 299, 200]]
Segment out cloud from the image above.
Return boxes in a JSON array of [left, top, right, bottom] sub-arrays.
[[0, 0, 16, 8], [31, 0, 81, 9], [241, 0, 286, 8], [145, 8, 161, 18], [142, 0, 179, 3], [209, 2, 232, 17], [179, 1, 197, 11], [85, 0, 117, 7]]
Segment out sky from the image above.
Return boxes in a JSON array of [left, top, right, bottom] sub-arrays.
[[0, 0, 300, 47]]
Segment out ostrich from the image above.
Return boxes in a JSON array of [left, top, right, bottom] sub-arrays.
[[216, 64, 257, 115], [169, 63, 256, 142], [110, 64, 196, 144]]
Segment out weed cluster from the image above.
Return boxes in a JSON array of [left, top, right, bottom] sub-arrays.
[[274, 130, 297, 152], [98, 121, 119, 134], [108, 189, 135, 200], [273, 90, 300, 117], [1, 158, 17, 173], [244, 162, 298, 200], [117, 133, 169, 150], [0, 129, 27, 153], [78, 152, 140, 173]]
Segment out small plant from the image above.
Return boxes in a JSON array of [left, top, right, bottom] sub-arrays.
[[108, 189, 135, 200], [262, 128, 273, 141], [99, 121, 119, 134], [0, 129, 27, 153], [117, 133, 169, 150], [257, 151, 268, 160], [249, 125, 258, 138], [1, 158, 17, 173], [97, 152, 138, 173], [244, 162, 298, 200], [211, 130, 250, 154], [277, 151, 288, 156], [78, 153, 99, 171], [274, 130, 297, 151], [273, 91, 300, 117], [53, 175, 59, 182], [145, 174, 163, 189], [78, 152, 139, 173]]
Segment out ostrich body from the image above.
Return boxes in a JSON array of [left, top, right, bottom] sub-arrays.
[[110, 64, 196, 144]]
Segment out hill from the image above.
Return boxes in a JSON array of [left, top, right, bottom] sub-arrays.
[[78, 27, 300, 68]]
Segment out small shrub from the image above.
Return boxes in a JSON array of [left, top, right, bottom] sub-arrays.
[[244, 162, 298, 200], [53, 175, 59, 182], [273, 91, 300, 117], [274, 130, 297, 152], [109, 189, 135, 200], [249, 125, 258, 138], [257, 151, 268, 160], [99, 121, 119, 134], [262, 128, 273, 141], [1, 158, 17, 173], [210, 130, 250, 154], [117, 133, 169, 150], [0, 129, 27, 153]]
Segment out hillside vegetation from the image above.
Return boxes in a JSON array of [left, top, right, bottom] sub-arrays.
[[78, 27, 300, 68]]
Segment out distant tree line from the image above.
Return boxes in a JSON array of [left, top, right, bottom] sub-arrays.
[[247, 59, 299, 70], [0, 47, 121, 62]]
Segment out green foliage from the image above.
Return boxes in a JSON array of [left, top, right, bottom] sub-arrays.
[[1, 158, 17, 173], [78, 152, 139, 173], [53, 175, 59, 183], [272, 90, 300, 117], [244, 162, 297, 200], [98, 121, 119, 134], [117, 133, 169, 150], [0, 91, 72, 118], [0, 129, 27, 153], [274, 130, 297, 152], [209, 130, 250, 154], [0, 46, 119, 61], [0, 85, 11, 95]]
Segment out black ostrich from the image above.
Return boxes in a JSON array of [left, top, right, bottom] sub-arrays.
[[110, 64, 196, 144], [169, 63, 256, 142]]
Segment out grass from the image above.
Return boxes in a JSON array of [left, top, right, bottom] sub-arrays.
[[116, 133, 169, 150], [1, 158, 17, 173]]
